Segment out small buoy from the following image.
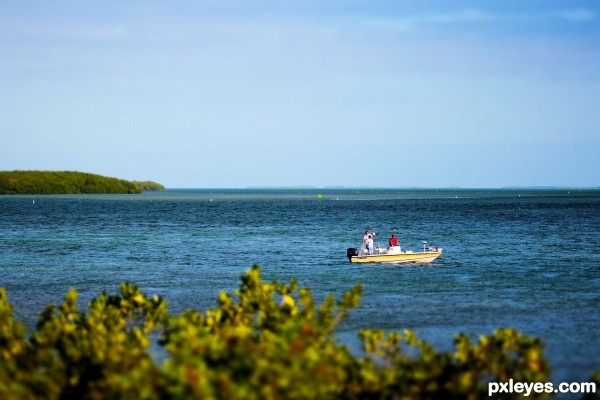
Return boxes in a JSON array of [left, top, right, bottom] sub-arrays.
[[32, 200, 35, 205]]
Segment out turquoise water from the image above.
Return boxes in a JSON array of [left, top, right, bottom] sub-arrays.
[[1, 188, 599, 381]]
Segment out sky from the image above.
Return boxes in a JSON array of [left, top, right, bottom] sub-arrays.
[[1, 1, 599, 188]]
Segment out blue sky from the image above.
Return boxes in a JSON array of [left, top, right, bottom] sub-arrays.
[[1, 1, 599, 188]]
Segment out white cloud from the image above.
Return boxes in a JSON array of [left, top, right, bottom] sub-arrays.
[[360, 8, 595, 32], [426, 9, 496, 24], [555, 8, 595, 22]]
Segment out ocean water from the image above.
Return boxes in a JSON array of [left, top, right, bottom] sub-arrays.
[[1, 188, 599, 382]]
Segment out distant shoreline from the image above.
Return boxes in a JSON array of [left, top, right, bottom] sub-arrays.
[[207, 186, 600, 190], [0, 170, 164, 195]]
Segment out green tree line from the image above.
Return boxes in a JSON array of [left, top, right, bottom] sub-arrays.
[[0, 171, 164, 194], [132, 181, 166, 191], [1, 266, 597, 399]]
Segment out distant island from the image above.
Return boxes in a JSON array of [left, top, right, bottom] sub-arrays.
[[0, 171, 165, 195]]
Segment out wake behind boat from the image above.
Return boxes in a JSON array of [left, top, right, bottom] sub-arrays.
[[346, 230, 442, 264]]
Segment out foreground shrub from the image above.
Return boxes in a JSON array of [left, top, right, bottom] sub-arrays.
[[0, 265, 595, 399]]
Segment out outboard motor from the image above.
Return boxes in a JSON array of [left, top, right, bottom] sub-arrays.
[[347, 247, 359, 262]]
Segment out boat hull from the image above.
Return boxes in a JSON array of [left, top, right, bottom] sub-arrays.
[[348, 249, 442, 264]]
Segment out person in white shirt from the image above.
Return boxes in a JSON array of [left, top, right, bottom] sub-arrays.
[[366, 234, 374, 255]]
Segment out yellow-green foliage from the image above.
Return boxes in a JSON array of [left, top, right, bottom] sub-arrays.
[[0, 266, 596, 399], [132, 181, 166, 191], [0, 171, 144, 194]]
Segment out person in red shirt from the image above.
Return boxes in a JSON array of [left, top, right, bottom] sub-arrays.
[[388, 234, 399, 247]]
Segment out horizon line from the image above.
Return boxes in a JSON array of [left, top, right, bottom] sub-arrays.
[[162, 186, 600, 190]]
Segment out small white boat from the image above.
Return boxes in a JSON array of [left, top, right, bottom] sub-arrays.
[[346, 237, 442, 264]]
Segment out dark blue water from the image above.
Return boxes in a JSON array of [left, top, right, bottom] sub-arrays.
[[1, 188, 599, 381]]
